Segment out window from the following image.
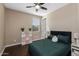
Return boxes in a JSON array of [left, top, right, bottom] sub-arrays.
[[32, 17, 40, 31]]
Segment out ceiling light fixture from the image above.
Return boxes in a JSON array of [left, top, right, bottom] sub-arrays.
[[26, 3, 47, 12], [35, 5, 40, 9]]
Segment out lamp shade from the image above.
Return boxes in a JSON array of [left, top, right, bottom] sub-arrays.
[[74, 33, 79, 39]]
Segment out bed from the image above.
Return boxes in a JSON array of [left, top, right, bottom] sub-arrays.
[[28, 31, 71, 56]]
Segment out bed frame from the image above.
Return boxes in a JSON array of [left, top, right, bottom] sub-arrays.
[[29, 31, 72, 56], [50, 31, 72, 43], [50, 31, 72, 56]]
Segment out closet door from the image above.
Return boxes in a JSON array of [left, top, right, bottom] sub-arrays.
[[41, 18, 46, 39]]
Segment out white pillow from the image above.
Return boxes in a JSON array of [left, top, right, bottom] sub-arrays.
[[52, 36, 58, 42]]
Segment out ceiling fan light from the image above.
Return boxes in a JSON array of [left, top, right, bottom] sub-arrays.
[[35, 5, 40, 9]]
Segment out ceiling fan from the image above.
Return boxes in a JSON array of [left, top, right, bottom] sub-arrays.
[[26, 3, 47, 12]]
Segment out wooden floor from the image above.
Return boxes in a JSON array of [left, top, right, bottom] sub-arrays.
[[2, 44, 71, 56], [2, 44, 29, 56]]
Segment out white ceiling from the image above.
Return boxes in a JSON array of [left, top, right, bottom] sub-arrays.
[[4, 3, 68, 16]]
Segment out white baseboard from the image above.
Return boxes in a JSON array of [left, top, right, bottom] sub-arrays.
[[0, 47, 5, 56], [21, 41, 32, 45], [5, 43, 21, 48]]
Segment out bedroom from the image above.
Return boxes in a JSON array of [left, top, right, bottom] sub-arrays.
[[0, 3, 79, 56]]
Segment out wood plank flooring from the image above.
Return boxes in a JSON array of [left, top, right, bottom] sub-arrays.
[[2, 44, 29, 56]]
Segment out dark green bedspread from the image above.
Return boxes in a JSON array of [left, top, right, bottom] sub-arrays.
[[29, 39, 71, 56]]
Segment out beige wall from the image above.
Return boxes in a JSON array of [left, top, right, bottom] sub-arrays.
[[78, 4, 79, 33], [43, 4, 78, 39], [0, 4, 5, 53], [5, 8, 41, 45], [4, 3, 79, 46]]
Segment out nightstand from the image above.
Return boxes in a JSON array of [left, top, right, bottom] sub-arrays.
[[72, 43, 79, 56]]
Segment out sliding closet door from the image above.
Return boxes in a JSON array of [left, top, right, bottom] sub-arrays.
[[32, 17, 41, 41]]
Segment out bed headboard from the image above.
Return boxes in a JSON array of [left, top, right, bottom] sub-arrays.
[[50, 31, 72, 43]]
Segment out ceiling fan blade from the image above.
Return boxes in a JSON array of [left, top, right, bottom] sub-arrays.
[[26, 6, 34, 8], [41, 7, 47, 10], [34, 3, 45, 5], [39, 3, 45, 5]]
